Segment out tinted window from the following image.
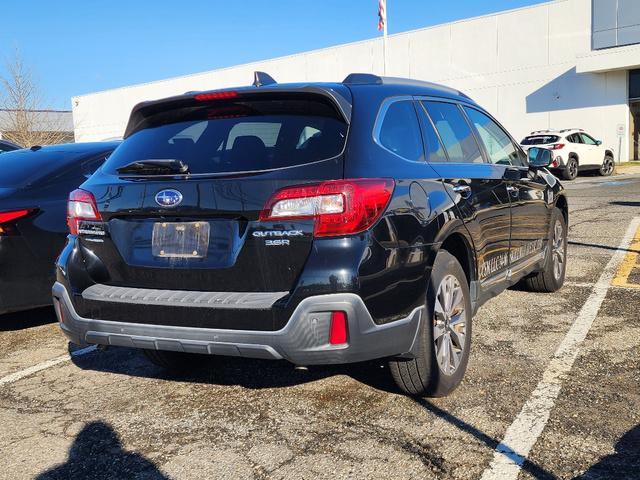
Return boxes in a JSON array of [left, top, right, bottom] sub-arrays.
[[0, 147, 113, 187], [104, 97, 347, 175], [568, 134, 582, 144], [521, 135, 560, 145], [421, 101, 483, 164], [377, 101, 424, 161], [416, 105, 448, 163], [580, 133, 597, 145], [464, 107, 525, 166]]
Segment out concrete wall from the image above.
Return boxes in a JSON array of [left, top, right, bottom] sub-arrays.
[[73, 0, 631, 159]]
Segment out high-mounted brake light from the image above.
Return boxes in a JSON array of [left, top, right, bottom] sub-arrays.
[[67, 189, 102, 235], [260, 179, 394, 237], [194, 91, 239, 102]]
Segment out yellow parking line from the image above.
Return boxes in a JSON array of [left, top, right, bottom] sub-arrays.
[[612, 223, 640, 289]]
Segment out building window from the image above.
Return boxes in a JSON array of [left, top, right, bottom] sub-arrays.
[[630, 69, 640, 100]]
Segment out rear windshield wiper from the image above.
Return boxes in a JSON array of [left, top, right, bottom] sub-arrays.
[[116, 159, 190, 175]]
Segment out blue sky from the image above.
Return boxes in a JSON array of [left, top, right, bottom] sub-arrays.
[[2, 0, 545, 109]]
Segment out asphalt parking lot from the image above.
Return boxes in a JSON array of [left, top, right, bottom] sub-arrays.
[[1, 172, 639, 480]]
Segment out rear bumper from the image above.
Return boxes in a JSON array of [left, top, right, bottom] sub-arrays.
[[52, 282, 423, 365]]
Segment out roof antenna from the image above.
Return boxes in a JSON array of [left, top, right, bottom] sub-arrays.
[[253, 71, 277, 87]]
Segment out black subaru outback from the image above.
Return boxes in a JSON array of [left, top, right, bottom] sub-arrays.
[[53, 73, 567, 397]]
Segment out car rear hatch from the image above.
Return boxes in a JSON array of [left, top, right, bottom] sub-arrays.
[[74, 87, 352, 296]]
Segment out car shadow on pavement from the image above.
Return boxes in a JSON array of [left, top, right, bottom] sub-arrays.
[[610, 201, 640, 207], [574, 424, 640, 479], [0, 306, 57, 332], [71, 346, 562, 478], [568, 240, 640, 254], [35, 421, 168, 480], [69, 344, 397, 390]]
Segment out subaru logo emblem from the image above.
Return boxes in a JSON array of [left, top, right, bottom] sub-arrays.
[[155, 189, 183, 207]]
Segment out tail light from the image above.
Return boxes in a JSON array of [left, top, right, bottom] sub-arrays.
[[0, 209, 34, 236], [260, 179, 395, 237], [67, 189, 101, 235], [550, 144, 565, 150]]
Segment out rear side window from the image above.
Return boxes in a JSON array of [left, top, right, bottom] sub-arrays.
[[567, 134, 582, 144], [464, 107, 526, 166], [421, 101, 483, 164], [103, 97, 348, 175], [521, 135, 560, 145], [416, 105, 448, 163], [376, 100, 424, 162]]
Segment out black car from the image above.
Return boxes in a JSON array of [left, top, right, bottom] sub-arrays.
[[0, 139, 21, 153], [0, 142, 119, 314], [52, 74, 567, 397]]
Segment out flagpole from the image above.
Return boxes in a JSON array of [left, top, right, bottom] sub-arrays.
[[383, 2, 388, 75]]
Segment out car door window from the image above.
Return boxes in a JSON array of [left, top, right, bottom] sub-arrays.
[[464, 107, 526, 166], [580, 133, 597, 145], [377, 100, 424, 162], [415, 103, 448, 163], [420, 101, 483, 164], [568, 134, 583, 144]]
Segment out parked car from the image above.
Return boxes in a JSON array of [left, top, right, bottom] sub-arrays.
[[0, 139, 21, 153], [53, 73, 567, 397], [0, 142, 119, 315], [520, 129, 614, 180]]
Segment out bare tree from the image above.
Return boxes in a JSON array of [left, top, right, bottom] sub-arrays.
[[0, 50, 73, 147]]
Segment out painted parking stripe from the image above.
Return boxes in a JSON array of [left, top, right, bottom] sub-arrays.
[[480, 217, 640, 480], [611, 223, 640, 289], [0, 345, 97, 387]]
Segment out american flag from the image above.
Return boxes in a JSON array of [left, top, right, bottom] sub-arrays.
[[378, 0, 386, 31]]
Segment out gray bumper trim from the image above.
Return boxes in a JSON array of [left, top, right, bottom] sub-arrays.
[[82, 283, 288, 310], [53, 282, 423, 365]]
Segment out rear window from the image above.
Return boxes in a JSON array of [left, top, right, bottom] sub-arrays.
[[0, 148, 110, 187], [521, 135, 560, 145], [104, 97, 348, 175]]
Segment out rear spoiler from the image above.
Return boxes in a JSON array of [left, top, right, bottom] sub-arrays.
[[123, 84, 353, 139]]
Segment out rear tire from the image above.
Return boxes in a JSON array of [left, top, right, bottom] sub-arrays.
[[599, 155, 614, 176], [562, 157, 578, 180], [389, 250, 472, 397], [521, 208, 567, 293], [143, 349, 201, 370]]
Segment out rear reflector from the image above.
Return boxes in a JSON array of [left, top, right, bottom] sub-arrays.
[[194, 90, 239, 101], [329, 311, 348, 345], [67, 189, 102, 235], [260, 179, 394, 237]]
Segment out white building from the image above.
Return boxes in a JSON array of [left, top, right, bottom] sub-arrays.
[[72, 0, 640, 161]]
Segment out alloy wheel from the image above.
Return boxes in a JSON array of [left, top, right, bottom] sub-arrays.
[[552, 219, 566, 281], [569, 160, 578, 179], [601, 157, 614, 176], [433, 275, 467, 375]]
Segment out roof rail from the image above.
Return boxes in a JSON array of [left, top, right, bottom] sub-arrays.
[[559, 128, 584, 133], [253, 71, 277, 87]]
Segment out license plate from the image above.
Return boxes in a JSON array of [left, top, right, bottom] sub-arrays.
[[152, 222, 210, 258]]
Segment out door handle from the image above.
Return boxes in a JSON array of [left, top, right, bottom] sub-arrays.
[[452, 184, 472, 198], [506, 185, 519, 197]]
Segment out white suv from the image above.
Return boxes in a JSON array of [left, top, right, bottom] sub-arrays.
[[520, 129, 614, 180]]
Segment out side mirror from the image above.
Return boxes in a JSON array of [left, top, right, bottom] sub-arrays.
[[596, 140, 602, 146], [528, 147, 553, 168]]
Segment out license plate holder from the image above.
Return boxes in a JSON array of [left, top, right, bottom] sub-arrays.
[[152, 221, 210, 258]]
